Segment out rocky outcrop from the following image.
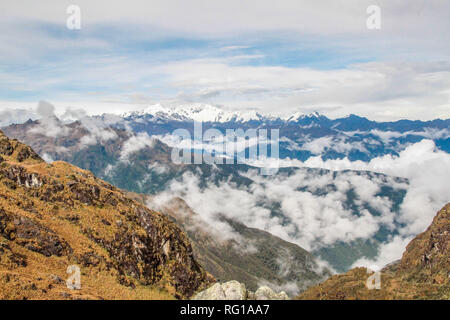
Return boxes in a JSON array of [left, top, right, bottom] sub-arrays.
[[192, 280, 289, 300], [193, 281, 247, 300], [2, 165, 44, 189], [254, 286, 289, 300], [0, 131, 42, 163], [0, 210, 71, 257]]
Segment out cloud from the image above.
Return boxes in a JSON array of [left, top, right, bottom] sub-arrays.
[[364, 128, 450, 145], [153, 167, 403, 252], [2, 1, 450, 41], [24, 101, 120, 150], [299, 135, 367, 155], [76, 116, 120, 148], [155, 59, 450, 120], [119, 132, 156, 161], [151, 138, 448, 271], [28, 100, 71, 138], [298, 139, 450, 234], [41, 153, 54, 163], [261, 139, 449, 268], [351, 235, 413, 271], [1, 1, 449, 120], [148, 195, 258, 253], [0, 107, 37, 127]]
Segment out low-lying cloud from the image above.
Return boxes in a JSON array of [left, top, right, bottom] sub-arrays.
[[152, 139, 449, 271]]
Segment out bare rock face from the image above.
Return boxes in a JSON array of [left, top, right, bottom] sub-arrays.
[[192, 281, 289, 300], [193, 281, 247, 300], [0, 210, 71, 257]]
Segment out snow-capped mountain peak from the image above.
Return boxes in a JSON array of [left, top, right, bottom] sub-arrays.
[[284, 111, 322, 122], [125, 103, 264, 123], [123, 103, 330, 124]]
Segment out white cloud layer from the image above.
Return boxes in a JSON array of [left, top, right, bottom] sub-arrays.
[[155, 60, 450, 120], [152, 139, 449, 270], [2, 0, 450, 40], [1, 1, 449, 120]]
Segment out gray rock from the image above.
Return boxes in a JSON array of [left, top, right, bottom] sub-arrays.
[[192, 281, 247, 300], [222, 281, 247, 300], [254, 286, 289, 300], [49, 274, 64, 284], [193, 281, 290, 300]]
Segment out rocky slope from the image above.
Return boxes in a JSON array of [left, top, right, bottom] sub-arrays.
[[192, 280, 289, 300], [0, 130, 213, 300], [297, 203, 449, 300]]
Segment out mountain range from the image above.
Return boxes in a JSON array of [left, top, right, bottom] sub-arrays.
[[1, 104, 449, 298], [2, 116, 412, 273], [121, 104, 450, 162]]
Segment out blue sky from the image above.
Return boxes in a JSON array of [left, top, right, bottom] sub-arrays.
[[0, 0, 449, 120]]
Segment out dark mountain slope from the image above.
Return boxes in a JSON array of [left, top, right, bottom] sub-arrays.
[[141, 197, 330, 295]]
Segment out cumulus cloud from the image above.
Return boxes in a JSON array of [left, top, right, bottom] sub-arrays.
[[59, 108, 88, 123], [24, 101, 121, 150], [119, 132, 156, 161], [299, 139, 450, 234], [76, 116, 119, 149], [28, 100, 70, 138], [253, 139, 449, 268], [148, 194, 258, 253], [41, 153, 54, 163], [346, 128, 450, 146]]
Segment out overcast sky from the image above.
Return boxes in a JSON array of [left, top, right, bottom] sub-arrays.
[[0, 0, 449, 120]]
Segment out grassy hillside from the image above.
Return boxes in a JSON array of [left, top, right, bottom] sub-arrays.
[[297, 203, 449, 300], [0, 131, 213, 300]]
